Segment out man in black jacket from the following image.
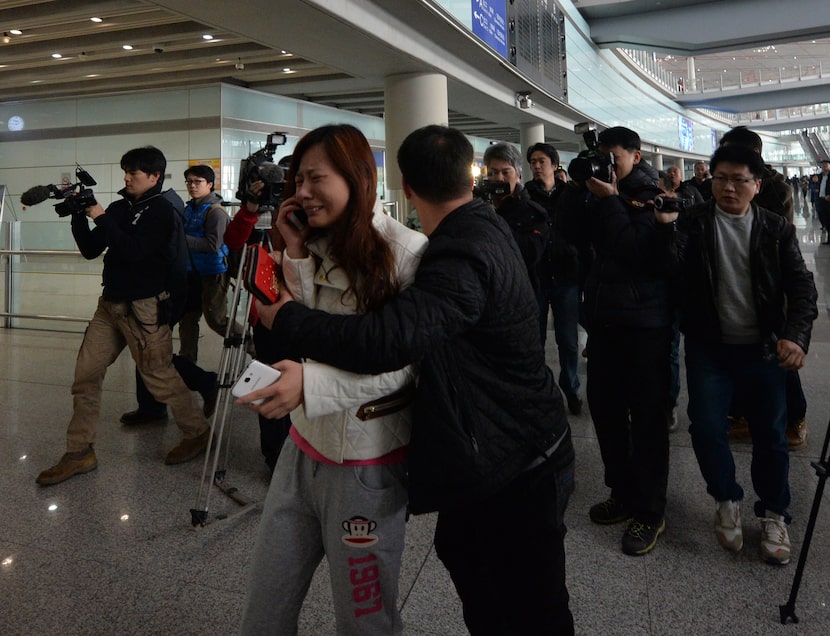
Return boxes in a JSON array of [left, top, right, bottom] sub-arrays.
[[482, 142, 549, 299], [37, 146, 211, 486], [655, 144, 817, 565], [583, 126, 673, 557], [525, 142, 584, 415], [719, 126, 806, 450], [683, 161, 713, 201], [247, 125, 575, 635]]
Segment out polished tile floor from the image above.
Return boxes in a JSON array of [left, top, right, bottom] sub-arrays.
[[2, 206, 830, 635]]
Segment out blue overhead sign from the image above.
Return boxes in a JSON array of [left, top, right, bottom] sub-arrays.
[[472, 0, 507, 59]]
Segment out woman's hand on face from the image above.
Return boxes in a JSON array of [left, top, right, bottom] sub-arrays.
[[277, 196, 310, 259]]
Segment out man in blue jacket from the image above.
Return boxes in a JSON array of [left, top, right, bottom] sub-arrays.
[[244, 125, 576, 635]]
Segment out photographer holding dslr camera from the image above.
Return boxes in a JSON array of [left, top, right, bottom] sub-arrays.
[[578, 126, 674, 557], [37, 146, 210, 486], [482, 142, 549, 298]]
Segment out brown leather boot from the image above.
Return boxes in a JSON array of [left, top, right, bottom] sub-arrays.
[[786, 418, 807, 451], [36, 448, 98, 486], [727, 416, 751, 443], [164, 428, 210, 465]]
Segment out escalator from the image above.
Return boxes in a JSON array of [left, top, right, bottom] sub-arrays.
[[808, 131, 830, 162], [800, 130, 821, 163]]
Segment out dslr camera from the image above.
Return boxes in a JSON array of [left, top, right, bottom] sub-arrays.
[[567, 122, 615, 183], [653, 195, 694, 213], [235, 131, 288, 212], [20, 165, 98, 217]]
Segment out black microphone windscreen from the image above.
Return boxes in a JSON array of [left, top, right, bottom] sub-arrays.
[[20, 185, 52, 206], [258, 162, 284, 184]]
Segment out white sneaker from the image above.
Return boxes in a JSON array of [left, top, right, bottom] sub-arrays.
[[760, 513, 791, 565], [714, 500, 743, 552]]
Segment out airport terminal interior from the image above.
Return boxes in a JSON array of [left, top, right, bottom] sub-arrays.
[[3, 0, 830, 634]]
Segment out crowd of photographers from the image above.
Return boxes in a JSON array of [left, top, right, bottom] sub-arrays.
[[495, 124, 815, 566]]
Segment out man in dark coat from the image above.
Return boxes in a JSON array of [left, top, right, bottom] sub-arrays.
[[582, 126, 673, 557], [719, 126, 806, 450], [525, 142, 584, 415], [655, 144, 817, 565]]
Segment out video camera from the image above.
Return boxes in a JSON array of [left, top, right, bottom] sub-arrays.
[[20, 165, 98, 217], [653, 195, 694, 213], [567, 122, 615, 183], [235, 131, 288, 212], [473, 179, 513, 204]]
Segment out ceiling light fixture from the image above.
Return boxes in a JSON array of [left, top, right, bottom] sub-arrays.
[[9, 29, 22, 35], [202, 34, 214, 40], [90, 17, 102, 23], [122, 44, 133, 50], [51, 53, 62, 59]]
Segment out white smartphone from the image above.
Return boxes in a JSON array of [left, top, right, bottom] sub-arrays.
[[231, 360, 282, 405]]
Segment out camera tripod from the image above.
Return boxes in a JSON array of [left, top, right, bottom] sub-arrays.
[[779, 416, 830, 624], [189, 231, 268, 528]]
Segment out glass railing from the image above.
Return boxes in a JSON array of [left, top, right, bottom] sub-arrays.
[[620, 50, 830, 97], [686, 63, 829, 94], [1, 220, 101, 332]]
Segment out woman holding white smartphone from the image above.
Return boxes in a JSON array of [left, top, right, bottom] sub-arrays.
[[238, 124, 427, 635]]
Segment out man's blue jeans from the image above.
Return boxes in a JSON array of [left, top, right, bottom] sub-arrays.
[[684, 338, 791, 521], [539, 283, 580, 400]]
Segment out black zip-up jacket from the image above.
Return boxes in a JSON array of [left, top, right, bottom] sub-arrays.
[[71, 182, 180, 302], [526, 179, 583, 286], [272, 198, 572, 514], [661, 200, 817, 352], [494, 184, 549, 294], [582, 161, 673, 330]]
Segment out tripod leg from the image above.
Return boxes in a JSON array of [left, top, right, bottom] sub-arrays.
[[779, 417, 830, 625], [191, 245, 255, 527]]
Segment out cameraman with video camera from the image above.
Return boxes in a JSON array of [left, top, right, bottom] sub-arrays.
[[223, 160, 292, 474], [482, 142, 549, 298], [37, 146, 210, 486], [580, 126, 674, 557]]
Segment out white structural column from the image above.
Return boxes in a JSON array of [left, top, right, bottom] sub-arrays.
[[652, 153, 664, 171], [687, 56, 697, 92], [520, 122, 546, 179], [384, 73, 448, 219]]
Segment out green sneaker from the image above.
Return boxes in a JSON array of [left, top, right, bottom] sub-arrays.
[[589, 497, 631, 525], [621, 518, 666, 556]]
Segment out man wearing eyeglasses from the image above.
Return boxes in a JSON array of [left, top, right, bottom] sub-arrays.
[[177, 165, 231, 363], [718, 127, 806, 451], [655, 144, 817, 566]]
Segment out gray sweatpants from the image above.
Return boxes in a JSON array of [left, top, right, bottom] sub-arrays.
[[240, 438, 407, 635]]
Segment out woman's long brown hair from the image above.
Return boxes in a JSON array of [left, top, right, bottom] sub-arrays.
[[281, 124, 399, 312]]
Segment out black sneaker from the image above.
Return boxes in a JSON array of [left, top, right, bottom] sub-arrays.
[[621, 518, 666, 556], [120, 409, 168, 425], [567, 395, 583, 416], [589, 497, 631, 525]]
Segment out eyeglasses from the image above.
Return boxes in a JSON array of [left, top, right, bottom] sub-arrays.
[[185, 179, 206, 186], [712, 176, 757, 187]]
